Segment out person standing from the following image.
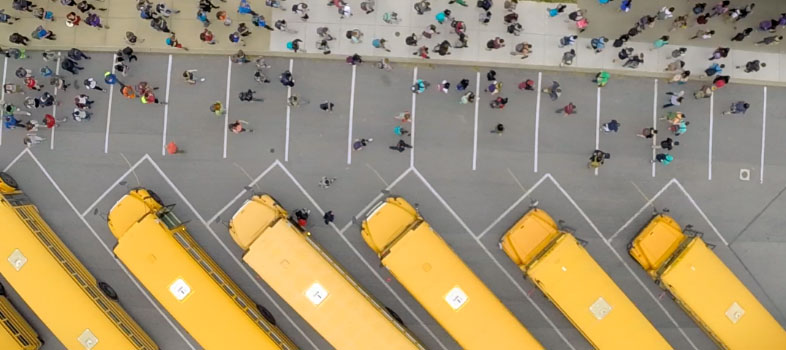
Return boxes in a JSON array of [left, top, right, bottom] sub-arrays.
[[323, 211, 335, 225], [653, 137, 678, 150], [228, 120, 253, 133], [637, 127, 657, 139], [652, 153, 673, 165], [556, 102, 577, 116]]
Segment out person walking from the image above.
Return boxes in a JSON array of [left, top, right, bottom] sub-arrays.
[[183, 69, 206, 84], [323, 211, 335, 225], [663, 91, 684, 108], [637, 127, 657, 139], [389, 139, 412, 152], [238, 89, 264, 102], [84, 77, 107, 92], [738, 60, 765, 73], [352, 138, 373, 150], [209, 101, 225, 116], [490, 123, 505, 135], [652, 153, 673, 165], [601, 119, 621, 133], [653, 137, 678, 150], [588, 150, 609, 168], [228, 120, 253, 133], [556, 102, 577, 116], [722, 101, 749, 115], [756, 35, 783, 46]]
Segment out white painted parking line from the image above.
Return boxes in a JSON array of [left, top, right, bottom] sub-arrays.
[[533, 72, 542, 173], [223, 57, 231, 159], [25, 150, 197, 350], [708, 93, 714, 181], [595, 87, 601, 176], [162, 54, 172, 156], [410, 67, 418, 168], [80, 154, 150, 217], [673, 179, 728, 246], [104, 53, 117, 154], [50, 57, 61, 150], [760, 86, 767, 184], [285, 59, 293, 162], [3, 149, 28, 172], [277, 162, 448, 350], [347, 64, 356, 165], [548, 174, 700, 350], [608, 178, 677, 242], [207, 160, 280, 224], [477, 173, 549, 239], [413, 169, 576, 349], [147, 157, 320, 349], [651, 79, 657, 177], [0, 56, 7, 146], [472, 71, 479, 171]]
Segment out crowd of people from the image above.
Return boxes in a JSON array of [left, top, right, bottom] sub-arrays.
[[1, 0, 779, 165]]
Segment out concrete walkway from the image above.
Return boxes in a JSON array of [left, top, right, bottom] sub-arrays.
[[0, 0, 784, 85]]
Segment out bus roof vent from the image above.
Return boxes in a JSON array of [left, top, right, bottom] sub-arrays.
[[725, 302, 745, 324], [589, 297, 612, 320], [78, 329, 99, 349], [7, 249, 27, 271]]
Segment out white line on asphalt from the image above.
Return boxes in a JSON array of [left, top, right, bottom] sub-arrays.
[[119, 152, 141, 187], [413, 168, 475, 238], [223, 57, 231, 159], [277, 162, 447, 350], [3, 149, 28, 172], [285, 59, 293, 162], [338, 168, 413, 235], [708, 93, 714, 181], [410, 67, 418, 168], [651, 79, 657, 177], [0, 56, 7, 146], [595, 86, 601, 176], [548, 174, 700, 350], [506, 167, 527, 193], [365, 163, 388, 186], [347, 65, 356, 165], [80, 154, 151, 217], [413, 170, 575, 349], [147, 157, 319, 349], [534, 72, 542, 173], [208, 160, 280, 224], [26, 150, 197, 350], [472, 71, 480, 171], [608, 178, 677, 242], [50, 57, 61, 150], [760, 86, 767, 184], [477, 173, 549, 239], [673, 179, 728, 246], [104, 53, 117, 154], [162, 54, 172, 156]]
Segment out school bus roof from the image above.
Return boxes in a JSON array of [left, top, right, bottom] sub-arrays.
[[629, 214, 685, 274], [660, 238, 786, 349], [527, 234, 671, 349], [499, 208, 560, 268], [378, 217, 542, 349], [362, 197, 419, 254], [242, 216, 423, 350], [229, 195, 287, 250], [114, 215, 283, 350]]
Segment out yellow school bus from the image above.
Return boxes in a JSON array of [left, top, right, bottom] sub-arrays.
[[0, 172, 157, 350], [630, 214, 786, 349], [107, 188, 297, 350], [500, 208, 671, 350], [229, 194, 425, 350], [362, 197, 543, 350], [0, 283, 41, 350]]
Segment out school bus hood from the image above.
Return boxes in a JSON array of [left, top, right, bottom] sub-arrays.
[[362, 197, 419, 254], [229, 195, 288, 250], [629, 215, 686, 273], [500, 208, 560, 268]]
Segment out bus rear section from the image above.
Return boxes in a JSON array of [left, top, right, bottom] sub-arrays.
[[0, 283, 41, 350], [499, 208, 670, 350], [229, 194, 424, 350], [0, 173, 158, 350], [630, 214, 786, 349], [108, 188, 297, 350], [362, 197, 543, 350]]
